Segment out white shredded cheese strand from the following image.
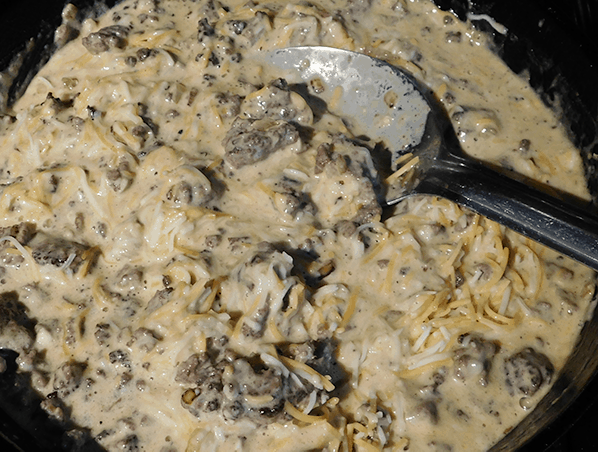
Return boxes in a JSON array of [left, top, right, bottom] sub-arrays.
[[60, 252, 77, 271], [0, 236, 40, 280]]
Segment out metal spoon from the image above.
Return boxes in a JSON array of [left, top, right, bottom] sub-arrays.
[[266, 46, 598, 271]]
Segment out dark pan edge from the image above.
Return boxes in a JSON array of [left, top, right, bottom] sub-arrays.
[[0, 0, 597, 451]]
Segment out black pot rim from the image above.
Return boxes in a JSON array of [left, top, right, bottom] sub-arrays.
[[0, 1, 597, 451]]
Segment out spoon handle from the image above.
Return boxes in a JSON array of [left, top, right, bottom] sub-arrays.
[[416, 160, 598, 271]]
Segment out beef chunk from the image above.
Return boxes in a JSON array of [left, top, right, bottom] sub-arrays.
[[241, 79, 299, 122], [178, 350, 318, 424], [223, 118, 299, 168], [53, 361, 86, 397], [205, 234, 222, 249], [230, 359, 286, 418], [179, 355, 227, 419], [40, 397, 69, 422], [82, 25, 130, 54], [454, 334, 499, 386], [136, 47, 158, 61], [198, 17, 216, 40], [175, 353, 210, 385], [166, 181, 202, 205], [29, 233, 92, 272], [274, 192, 306, 216], [105, 159, 135, 193], [504, 347, 554, 396], [214, 92, 242, 119], [313, 137, 382, 226], [164, 166, 212, 207], [94, 323, 112, 346], [185, 366, 225, 415], [145, 288, 174, 313], [109, 350, 131, 369], [114, 435, 139, 452], [315, 143, 333, 174], [271, 175, 316, 219], [198, 0, 222, 24], [285, 342, 315, 363], [0, 222, 37, 250], [224, 11, 270, 46], [225, 19, 247, 35]]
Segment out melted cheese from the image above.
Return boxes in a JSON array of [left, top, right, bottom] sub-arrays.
[[0, 0, 595, 451]]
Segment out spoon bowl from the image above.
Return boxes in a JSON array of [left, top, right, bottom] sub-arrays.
[[266, 46, 598, 271]]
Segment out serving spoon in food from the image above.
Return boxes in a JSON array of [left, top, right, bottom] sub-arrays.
[[266, 46, 598, 271]]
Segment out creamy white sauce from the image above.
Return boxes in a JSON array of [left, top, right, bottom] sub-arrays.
[[0, 0, 594, 451]]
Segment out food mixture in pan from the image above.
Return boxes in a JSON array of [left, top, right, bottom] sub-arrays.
[[0, 0, 595, 451]]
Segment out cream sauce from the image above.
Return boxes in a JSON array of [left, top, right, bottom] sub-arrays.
[[0, 0, 594, 451]]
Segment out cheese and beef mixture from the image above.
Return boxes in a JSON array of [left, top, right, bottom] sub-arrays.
[[0, 0, 595, 451]]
